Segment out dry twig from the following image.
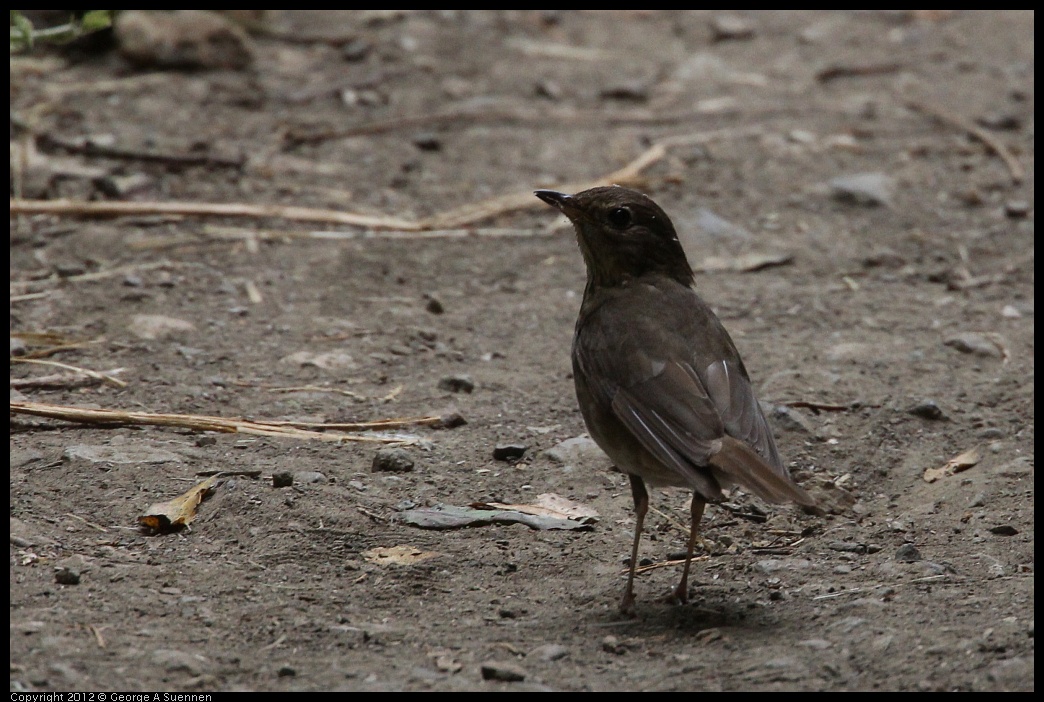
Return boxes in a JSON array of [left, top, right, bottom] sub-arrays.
[[907, 100, 1024, 184], [9, 400, 435, 443], [9, 126, 761, 233], [11, 359, 127, 387]]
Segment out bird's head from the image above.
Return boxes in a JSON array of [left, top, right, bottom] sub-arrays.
[[535, 185, 694, 288]]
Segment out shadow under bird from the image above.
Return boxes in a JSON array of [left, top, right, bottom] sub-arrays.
[[535, 185, 815, 615]]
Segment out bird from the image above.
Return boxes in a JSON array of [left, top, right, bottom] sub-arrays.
[[535, 185, 814, 615]]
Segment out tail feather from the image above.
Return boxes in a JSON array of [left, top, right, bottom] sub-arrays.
[[709, 436, 815, 506]]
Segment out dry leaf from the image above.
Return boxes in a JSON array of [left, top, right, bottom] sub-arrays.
[[477, 493, 600, 523], [924, 446, 983, 483], [697, 252, 793, 273], [139, 474, 220, 532], [363, 545, 438, 566]]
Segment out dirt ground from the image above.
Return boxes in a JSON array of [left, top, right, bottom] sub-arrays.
[[9, 11, 1034, 692]]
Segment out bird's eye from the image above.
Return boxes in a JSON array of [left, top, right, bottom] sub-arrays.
[[607, 207, 632, 229]]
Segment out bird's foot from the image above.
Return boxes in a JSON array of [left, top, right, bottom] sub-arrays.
[[655, 585, 689, 606]]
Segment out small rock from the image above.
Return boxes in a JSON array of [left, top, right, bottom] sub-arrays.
[[895, 543, 922, 562], [116, 10, 254, 70], [601, 635, 627, 654], [151, 649, 205, 676], [545, 436, 605, 465], [976, 112, 1021, 131], [534, 79, 563, 100], [770, 405, 816, 434], [480, 661, 526, 682], [862, 247, 905, 269], [424, 294, 445, 314], [435, 411, 467, 429], [372, 447, 414, 473], [694, 208, 753, 241], [529, 643, 569, 661], [412, 132, 442, 151], [281, 350, 358, 371], [341, 36, 372, 62], [128, 314, 196, 340], [272, 471, 294, 488], [710, 14, 755, 41], [798, 639, 832, 650], [96, 173, 152, 198], [493, 444, 528, 461], [54, 260, 88, 277], [55, 568, 80, 585], [277, 665, 296, 678], [944, 332, 1006, 358], [64, 444, 183, 465], [123, 274, 144, 287], [599, 81, 649, 102], [1001, 305, 1022, 319], [1003, 200, 1030, 218], [989, 525, 1019, 536], [907, 400, 945, 420], [991, 457, 1032, 478], [828, 172, 896, 208], [294, 471, 327, 485], [438, 375, 474, 393], [755, 559, 813, 574]]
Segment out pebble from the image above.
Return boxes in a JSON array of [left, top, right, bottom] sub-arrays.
[[493, 444, 528, 461], [116, 10, 254, 70], [710, 14, 755, 41], [128, 314, 196, 340], [54, 568, 80, 585], [438, 375, 475, 393], [412, 132, 442, 151], [989, 525, 1019, 536], [372, 447, 414, 473], [1003, 200, 1029, 218], [277, 665, 296, 677], [944, 332, 1005, 358], [63, 444, 183, 465], [272, 471, 293, 488], [907, 400, 945, 420], [534, 79, 563, 100], [599, 81, 649, 102], [151, 649, 206, 675], [480, 661, 526, 682], [424, 294, 445, 314], [770, 405, 816, 434], [294, 471, 327, 484], [544, 436, 605, 465], [895, 543, 922, 562], [528, 643, 569, 661], [828, 172, 895, 208], [435, 411, 468, 429], [341, 36, 372, 62]]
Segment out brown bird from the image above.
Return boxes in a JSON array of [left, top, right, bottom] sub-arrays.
[[535, 185, 814, 615]]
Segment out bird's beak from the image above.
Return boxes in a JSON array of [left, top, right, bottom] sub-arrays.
[[534, 190, 578, 216]]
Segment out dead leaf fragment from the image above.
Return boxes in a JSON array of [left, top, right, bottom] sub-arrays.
[[139, 474, 220, 532], [697, 252, 793, 273], [924, 446, 983, 483], [477, 493, 600, 524], [362, 545, 438, 566]]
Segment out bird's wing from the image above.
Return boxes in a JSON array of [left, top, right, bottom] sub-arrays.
[[702, 359, 785, 475], [609, 359, 726, 500], [609, 358, 812, 505]]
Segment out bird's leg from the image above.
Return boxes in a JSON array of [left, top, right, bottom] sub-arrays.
[[620, 474, 649, 616], [672, 494, 707, 604]]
